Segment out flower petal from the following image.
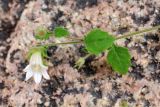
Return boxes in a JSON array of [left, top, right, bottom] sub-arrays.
[[25, 70, 33, 81], [41, 64, 48, 70], [30, 52, 43, 65], [42, 70, 50, 80], [34, 72, 42, 84], [24, 65, 32, 72]]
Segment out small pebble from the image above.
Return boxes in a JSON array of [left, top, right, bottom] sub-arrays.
[[44, 101, 50, 107], [37, 98, 43, 104], [141, 86, 149, 95], [42, 4, 48, 10]]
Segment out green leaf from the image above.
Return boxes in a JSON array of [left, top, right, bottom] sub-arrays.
[[54, 27, 69, 38], [35, 27, 52, 40], [84, 29, 115, 55], [107, 45, 131, 74]]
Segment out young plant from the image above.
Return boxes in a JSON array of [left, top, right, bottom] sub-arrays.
[[24, 25, 160, 84]]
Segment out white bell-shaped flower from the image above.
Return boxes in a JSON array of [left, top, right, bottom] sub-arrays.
[[24, 52, 50, 84]]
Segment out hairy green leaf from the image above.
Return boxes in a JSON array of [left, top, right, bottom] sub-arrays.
[[107, 45, 131, 74], [84, 29, 115, 55], [54, 27, 69, 37]]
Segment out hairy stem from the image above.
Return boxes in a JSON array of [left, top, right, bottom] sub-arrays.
[[84, 53, 92, 59], [116, 25, 160, 40], [66, 36, 83, 41], [43, 40, 83, 47]]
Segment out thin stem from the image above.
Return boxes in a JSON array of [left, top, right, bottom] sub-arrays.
[[43, 40, 83, 47], [66, 36, 83, 41], [84, 53, 92, 59], [116, 25, 160, 40]]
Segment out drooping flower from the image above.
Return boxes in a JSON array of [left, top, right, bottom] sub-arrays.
[[24, 51, 50, 84]]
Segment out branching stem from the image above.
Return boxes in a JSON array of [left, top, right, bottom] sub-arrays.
[[40, 25, 160, 47]]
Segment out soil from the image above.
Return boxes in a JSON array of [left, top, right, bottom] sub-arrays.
[[0, 0, 160, 107]]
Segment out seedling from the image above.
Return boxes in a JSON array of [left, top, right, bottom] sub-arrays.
[[24, 25, 160, 83]]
